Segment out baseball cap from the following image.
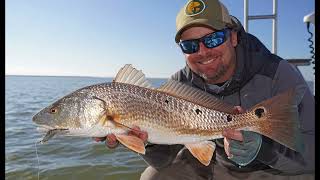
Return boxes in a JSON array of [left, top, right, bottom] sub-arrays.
[[175, 0, 234, 43]]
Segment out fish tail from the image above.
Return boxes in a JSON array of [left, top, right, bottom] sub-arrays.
[[249, 85, 306, 152]]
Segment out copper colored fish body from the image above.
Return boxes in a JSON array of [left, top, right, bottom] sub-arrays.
[[94, 82, 249, 143], [33, 64, 304, 166]]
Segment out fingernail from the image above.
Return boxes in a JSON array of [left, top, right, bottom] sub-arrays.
[[140, 133, 148, 142], [128, 131, 134, 136], [227, 154, 233, 159], [106, 141, 118, 149], [106, 136, 113, 142]]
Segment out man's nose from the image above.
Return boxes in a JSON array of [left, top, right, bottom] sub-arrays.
[[198, 42, 210, 55]]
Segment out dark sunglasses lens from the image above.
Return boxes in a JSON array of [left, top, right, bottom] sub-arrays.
[[204, 31, 225, 48], [180, 41, 199, 54]]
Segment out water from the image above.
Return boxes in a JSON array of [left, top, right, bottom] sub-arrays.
[[5, 75, 314, 180], [5, 75, 167, 180]]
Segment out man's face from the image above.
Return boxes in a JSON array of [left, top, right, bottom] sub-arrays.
[[180, 26, 238, 84]]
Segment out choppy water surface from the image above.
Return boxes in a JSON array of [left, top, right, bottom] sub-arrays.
[[5, 75, 166, 180]]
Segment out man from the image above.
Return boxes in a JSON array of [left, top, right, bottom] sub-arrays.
[[95, 0, 315, 179]]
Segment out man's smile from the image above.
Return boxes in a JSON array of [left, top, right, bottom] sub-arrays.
[[198, 57, 219, 65]]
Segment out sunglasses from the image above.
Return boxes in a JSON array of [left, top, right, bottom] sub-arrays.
[[179, 29, 231, 54]]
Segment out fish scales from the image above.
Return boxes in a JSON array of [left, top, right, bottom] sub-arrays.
[[95, 82, 252, 143]]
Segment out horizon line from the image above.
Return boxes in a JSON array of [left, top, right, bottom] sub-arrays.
[[5, 74, 169, 79]]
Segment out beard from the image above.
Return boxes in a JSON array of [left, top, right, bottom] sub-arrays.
[[197, 63, 230, 82], [186, 48, 236, 83]]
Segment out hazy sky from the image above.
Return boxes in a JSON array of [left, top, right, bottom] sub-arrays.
[[6, 0, 315, 81]]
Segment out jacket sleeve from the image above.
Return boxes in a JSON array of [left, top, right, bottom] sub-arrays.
[[139, 144, 183, 169], [255, 60, 315, 174]]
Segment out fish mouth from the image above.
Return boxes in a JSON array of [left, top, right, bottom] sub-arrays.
[[35, 125, 56, 132], [35, 125, 69, 144], [34, 124, 68, 131]]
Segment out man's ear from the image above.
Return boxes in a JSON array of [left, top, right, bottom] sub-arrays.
[[230, 31, 238, 47]]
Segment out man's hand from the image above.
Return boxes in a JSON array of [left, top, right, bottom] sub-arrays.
[[222, 106, 262, 166], [93, 126, 148, 149]]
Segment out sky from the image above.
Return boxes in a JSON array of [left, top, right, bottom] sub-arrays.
[[5, 0, 315, 81]]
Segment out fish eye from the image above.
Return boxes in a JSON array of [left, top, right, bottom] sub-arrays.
[[49, 108, 58, 114]]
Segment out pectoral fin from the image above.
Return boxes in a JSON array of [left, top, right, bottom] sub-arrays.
[[185, 141, 216, 166], [115, 134, 146, 154]]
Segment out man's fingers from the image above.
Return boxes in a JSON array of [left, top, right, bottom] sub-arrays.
[[233, 106, 245, 114], [223, 106, 244, 157], [105, 134, 119, 149], [106, 134, 117, 143], [129, 126, 148, 143], [138, 131, 148, 143], [222, 129, 243, 142], [129, 126, 141, 136], [224, 137, 232, 158], [93, 137, 106, 142], [106, 140, 119, 149], [93, 126, 148, 150]]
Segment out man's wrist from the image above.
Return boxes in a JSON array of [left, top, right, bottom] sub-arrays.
[[229, 131, 262, 166]]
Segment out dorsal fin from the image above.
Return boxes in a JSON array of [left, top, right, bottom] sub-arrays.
[[158, 80, 235, 114], [113, 64, 152, 88]]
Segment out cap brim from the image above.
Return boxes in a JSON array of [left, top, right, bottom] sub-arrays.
[[175, 19, 226, 43]]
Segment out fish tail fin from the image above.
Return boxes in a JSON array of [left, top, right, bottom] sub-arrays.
[[249, 86, 306, 152]]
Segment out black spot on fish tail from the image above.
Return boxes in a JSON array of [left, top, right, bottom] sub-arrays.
[[165, 99, 169, 104], [255, 108, 265, 118]]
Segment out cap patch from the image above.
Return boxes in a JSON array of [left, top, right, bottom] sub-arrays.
[[185, 0, 206, 17]]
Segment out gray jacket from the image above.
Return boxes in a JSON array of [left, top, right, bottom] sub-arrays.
[[140, 18, 314, 178]]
